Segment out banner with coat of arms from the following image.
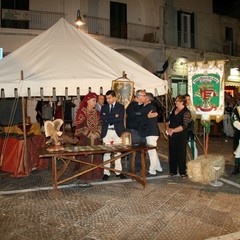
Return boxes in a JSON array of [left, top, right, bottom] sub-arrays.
[[112, 79, 134, 109], [188, 60, 225, 122]]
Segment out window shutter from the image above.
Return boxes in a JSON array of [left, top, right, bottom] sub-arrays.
[[190, 12, 195, 48], [177, 11, 182, 46]]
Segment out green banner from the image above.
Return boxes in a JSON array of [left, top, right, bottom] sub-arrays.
[[192, 73, 220, 112], [188, 60, 225, 121]]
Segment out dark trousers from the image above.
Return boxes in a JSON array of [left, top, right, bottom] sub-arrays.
[[127, 128, 146, 171], [168, 132, 188, 175], [233, 130, 240, 151]]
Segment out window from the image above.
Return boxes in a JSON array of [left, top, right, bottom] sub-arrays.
[[177, 11, 195, 48], [224, 27, 233, 55], [110, 1, 127, 39], [1, 0, 29, 29], [171, 77, 188, 97]]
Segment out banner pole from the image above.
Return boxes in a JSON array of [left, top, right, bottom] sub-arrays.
[[203, 126, 206, 157], [163, 72, 168, 119]]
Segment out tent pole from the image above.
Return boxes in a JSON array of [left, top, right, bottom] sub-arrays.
[[163, 72, 168, 119], [21, 70, 29, 175]]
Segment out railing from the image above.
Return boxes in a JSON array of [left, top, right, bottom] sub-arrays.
[[29, 10, 65, 30], [1, 9, 159, 43], [85, 15, 158, 42], [1, 9, 64, 30], [85, 16, 110, 36], [1, 9, 239, 55]]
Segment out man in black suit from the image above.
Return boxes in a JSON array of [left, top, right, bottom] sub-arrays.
[[100, 90, 127, 180], [126, 90, 146, 172], [140, 92, 162, 175]]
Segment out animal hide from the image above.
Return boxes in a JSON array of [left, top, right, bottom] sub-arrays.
[[44, 119, 64, 145]]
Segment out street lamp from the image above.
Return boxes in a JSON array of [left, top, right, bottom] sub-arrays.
[[75, 10, 85, 27]]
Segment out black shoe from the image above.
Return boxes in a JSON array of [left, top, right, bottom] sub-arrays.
[[116, 173, 127, 179], [180, 174, 187, 178], [102, 174, 109, 181], [147, 172, 157, 176], [231, 165, 239, 175], [232, 169, 239, 175]]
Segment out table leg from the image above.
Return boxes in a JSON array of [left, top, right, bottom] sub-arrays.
[[52, 156, 57, 190], [131, 151, 136, 173], [141, 150, 146, 188]]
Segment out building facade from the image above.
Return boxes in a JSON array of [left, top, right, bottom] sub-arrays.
[[0, 0, 240, 96]]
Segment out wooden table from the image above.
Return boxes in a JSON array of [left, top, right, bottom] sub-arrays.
[[39, 143, 156, 190]]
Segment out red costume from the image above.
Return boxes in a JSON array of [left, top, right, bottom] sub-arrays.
[[74, 92, 102, 181]]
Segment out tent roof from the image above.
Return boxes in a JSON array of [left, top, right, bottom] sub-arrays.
[[0, 18, 168, 98]]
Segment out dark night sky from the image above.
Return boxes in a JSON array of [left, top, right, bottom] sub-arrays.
[[213, 0, 240, 19]]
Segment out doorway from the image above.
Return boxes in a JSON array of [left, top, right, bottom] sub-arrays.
[[110, 1, 127, 39]]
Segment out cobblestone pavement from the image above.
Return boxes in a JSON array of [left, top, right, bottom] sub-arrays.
[[0, 135, 240, 240]]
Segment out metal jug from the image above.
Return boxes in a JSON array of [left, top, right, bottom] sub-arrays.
[[121, 131, 132, 146]]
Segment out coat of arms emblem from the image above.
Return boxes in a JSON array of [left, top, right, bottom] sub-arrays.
[[112, 77, 134, 109]]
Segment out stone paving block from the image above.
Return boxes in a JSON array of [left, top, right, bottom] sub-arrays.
[[161, 193, 191, 212], [200, 208, 228, 228], [86, 214, 143, 240], [51, 226, 90, 240], [138, 209, 176, 232], [231, 195, 240, 210], [188, 222, 222, 240], [125, 226, 160, 240], [196, 188, 218, 200], [76, 203, 125, 230], [210, 192, 235, 213], [220, 209, 240, 236], [0, 209, 31, 236], [121, 200, 158, 216], [156, 214, 199, 240], [41, 212, 77, 229], [0, 195, 27, 210], [0, 233, 32, 240], [19, 223, 65, 240], [181, 200, 208, 219]]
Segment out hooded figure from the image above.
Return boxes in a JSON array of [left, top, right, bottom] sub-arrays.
[[73, 92, 103, 180], [74, 92, 102, 145]]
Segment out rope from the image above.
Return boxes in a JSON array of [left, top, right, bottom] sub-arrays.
[[0, 81, 23, 166]]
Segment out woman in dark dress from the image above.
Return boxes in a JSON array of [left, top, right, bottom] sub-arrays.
[[166, 95, 191, 178]]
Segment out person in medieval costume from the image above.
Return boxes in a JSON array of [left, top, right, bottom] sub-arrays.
[[74, 92, 102, 179], [231, 105, 240, 175]]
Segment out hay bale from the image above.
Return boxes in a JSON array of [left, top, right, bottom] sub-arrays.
[[187, 159, 203, 183], [187, 155, 225, 184]]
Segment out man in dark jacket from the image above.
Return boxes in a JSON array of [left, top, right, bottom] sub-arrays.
[[100, 90, 126, 180], [140, 92, 162, 175], [126, 90, 147, 172]]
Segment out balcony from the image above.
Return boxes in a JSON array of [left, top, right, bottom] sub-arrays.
[[84, 16, 158, 43], [1, 9, 239, 56], [1, 9, 65, 30], [0, 9, 159, 43]]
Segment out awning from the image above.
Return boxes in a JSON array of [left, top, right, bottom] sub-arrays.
[[225, 81, 240, 86]]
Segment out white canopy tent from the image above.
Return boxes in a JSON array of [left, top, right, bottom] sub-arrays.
[[0, 18, 167, 98]]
